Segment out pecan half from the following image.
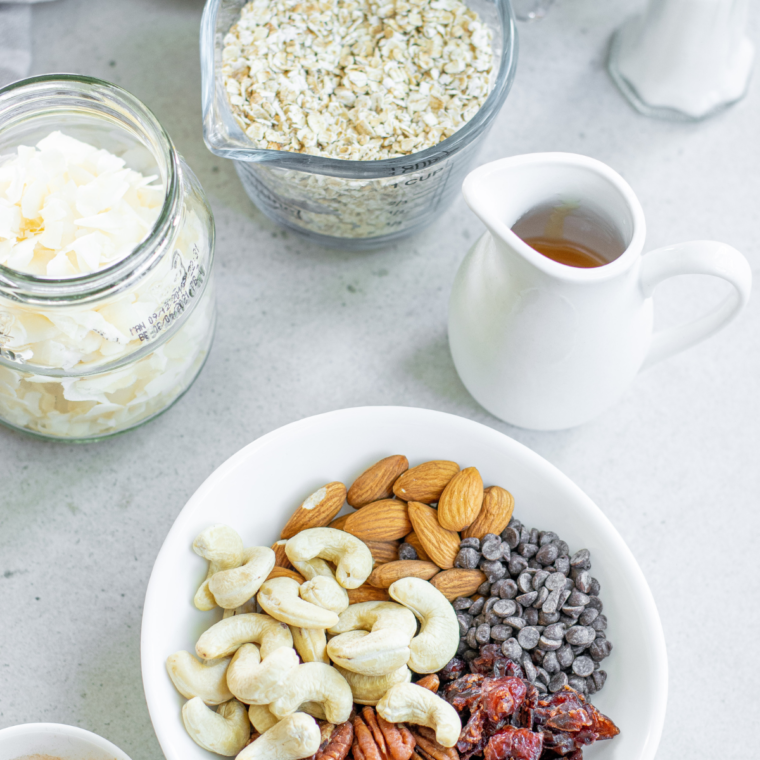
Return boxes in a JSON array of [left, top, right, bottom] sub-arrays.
[[416, 674, 440, 694], [409, 727, 459, 760], [306, 721, 353, 760], [378, 715, 416, 760], [354, 707, 416, 760]]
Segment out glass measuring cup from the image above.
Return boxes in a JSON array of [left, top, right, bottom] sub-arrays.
[[200, 0, 517, 249]]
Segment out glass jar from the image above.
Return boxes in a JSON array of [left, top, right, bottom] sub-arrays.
[[200, 0, 517, 249], [0, 75, 216, 441]]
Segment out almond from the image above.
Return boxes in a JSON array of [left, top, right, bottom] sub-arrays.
[[347, 584, 391, 603], [393, 461, 460, 504], [280, 482, 347, 539], [404, 531, 431, 562], [329, 513, 351, 530], [367, 560, 440, 588], [462, 486, 514, 540], [347, 455, 409, 508], [266, 566, 305, 584], [430, 569, 487, 601], [406, 502, 460, 570], [365, 540, 401, 565], [271, 540, 292, 569], [437, 467, 484, 531], [343, 499, 412, 541]]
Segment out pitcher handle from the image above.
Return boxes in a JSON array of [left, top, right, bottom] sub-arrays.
[[639, 241, 752, 369]]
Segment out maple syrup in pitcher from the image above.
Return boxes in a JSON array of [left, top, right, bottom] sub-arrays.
[[512, 202, 627, 268]]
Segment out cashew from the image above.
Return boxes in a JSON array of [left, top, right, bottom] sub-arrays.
[[194, 578, 218, 611], [335, 664, 412, 705], [291, 626, 330, 664], [376, 683, 461, 748], [388, 577, 459, 673], [270, 662, 353, 724], [196, 613, 293, 660], [166, 651, 232, 705], [300, 701, 327, 721], [300, 575, 350, 615], [210, 546, 276, 609], [193, 525, 246, 611], [291, 558, 335, 581], [227, 642, 300, 704], [223, 599, 257, 619], [258, 577, 339, 629], [285, 528, 373, 589], [182, 697, 251, 756], [237, 713, 321, 760], [249, 704, 281, 734], [326, 601, 417, 676]]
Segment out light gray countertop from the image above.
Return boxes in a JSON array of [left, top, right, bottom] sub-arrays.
[[2, 0, 759, 757]]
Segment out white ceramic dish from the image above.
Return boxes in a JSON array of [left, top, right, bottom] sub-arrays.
[[0, 723, 133, 760], [141, 406, 667, 760]]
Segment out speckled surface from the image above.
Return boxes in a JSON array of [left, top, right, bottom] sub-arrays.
[[1, 0, 759, 758]]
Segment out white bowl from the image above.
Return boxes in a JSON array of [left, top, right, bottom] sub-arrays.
[[0, 723, 133, 760], [141, 406, 667, 760]]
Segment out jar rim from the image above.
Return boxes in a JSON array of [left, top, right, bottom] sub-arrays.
[[0, 74, 181, 306]]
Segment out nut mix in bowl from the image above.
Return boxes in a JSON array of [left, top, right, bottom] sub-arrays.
[[141, 407, 667, 760], [163, 455, 620, 760], [200, 0, 516, 248]]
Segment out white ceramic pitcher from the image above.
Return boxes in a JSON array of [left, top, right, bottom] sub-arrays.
[[448, 153, 752, 430]]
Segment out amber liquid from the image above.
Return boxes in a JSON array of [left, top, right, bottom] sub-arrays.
[[519, 236, 609, 268], [511, 203, 626, 269]]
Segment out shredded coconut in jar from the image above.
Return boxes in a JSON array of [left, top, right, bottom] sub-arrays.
[[0, 131, 215, 439], [0, 131, 164, 276], [222, 0, 494, 161]]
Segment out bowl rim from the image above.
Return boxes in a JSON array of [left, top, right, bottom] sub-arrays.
[[141, 405, 668, 760], [0, 722, 133, 760]]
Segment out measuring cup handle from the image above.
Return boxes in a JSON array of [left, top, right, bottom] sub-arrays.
[[639, 241, 752, 369]]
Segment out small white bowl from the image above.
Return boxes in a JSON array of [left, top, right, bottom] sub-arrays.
[[0, 723, 133, 760], [141, 406, 667, 760]]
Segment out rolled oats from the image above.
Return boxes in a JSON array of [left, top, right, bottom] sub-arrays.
[[222, 0, 494, 161]]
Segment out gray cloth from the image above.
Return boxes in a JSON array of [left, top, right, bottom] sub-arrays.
[[0, 0, 56, 88]]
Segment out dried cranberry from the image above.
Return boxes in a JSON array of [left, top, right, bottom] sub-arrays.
[[439, 657, 467, 682], [484, 726, 543, 760], [482, 677, 528, 723]]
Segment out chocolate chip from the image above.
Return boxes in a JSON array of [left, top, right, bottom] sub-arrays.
[[517, 626, 540, 650], [455, 547, 480, 570], [542, 650, 560, 674], [568, 675, 587, 693], [493, 599, 517, 617], [453, 597, 473, 611], [548, 672, 568, 692], [589, 638, 613, 662], [570, 548, 591, 569], [533, 586, 549, 608], [502, 638, 523, 660], [524, 608, 539, 626], [492, 578, 518, 599], [566, 626, 596, 646], [398, 543, 417, 560], [459, 537, 481, 550], [572, 656, 594, 677], [490, 624, 513, 641], [516, 591, 537, 607], [502, 526, 521, 550], [535, 543, 559, 566]]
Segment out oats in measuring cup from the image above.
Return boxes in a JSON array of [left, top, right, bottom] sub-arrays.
[[222, 0, 494, 160]]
